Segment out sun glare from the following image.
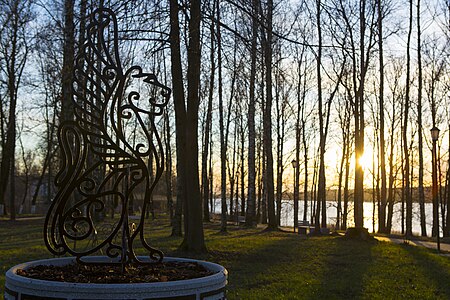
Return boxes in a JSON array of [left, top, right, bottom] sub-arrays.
[[358, 151, 372, 170]]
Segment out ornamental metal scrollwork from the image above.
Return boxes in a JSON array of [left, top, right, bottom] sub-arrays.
[[44, 8, 171, 266]]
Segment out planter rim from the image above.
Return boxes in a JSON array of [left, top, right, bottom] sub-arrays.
[[6, 256, 227, 289]]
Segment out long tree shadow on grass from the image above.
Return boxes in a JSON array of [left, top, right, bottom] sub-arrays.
[[313, 238, 377, 299], [207, 231, 377, 299], [404, 245, 450, 298]]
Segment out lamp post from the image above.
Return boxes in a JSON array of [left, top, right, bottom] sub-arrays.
[[431, 126, 440, 252], [236, 170, 240, 225], [292, 159, 298, 233]]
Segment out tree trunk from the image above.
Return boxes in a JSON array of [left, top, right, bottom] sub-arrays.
[[416, 0, 427, 237], [315, 0, 327, 230], [202, 2, 216, 222], [217, 0, 227, 233], [404, 0, 413, 237], [169, 0, 185, 237], [343, 134, 351, 230], [444, 134, 450, 237], [378, 0, 387, 234], [180, 0, 206, 251], [61, 0, 75, 122], [245, 0, 258, 227], [262, 0, 277, 230], [164, 110, 174, 221], [240, 120, 245, 217], [275, 63, 283, 226], [354, 0, 366, 229], [0, 0, 31, 217]]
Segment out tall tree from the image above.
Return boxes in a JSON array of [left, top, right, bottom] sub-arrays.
[[404, 0, 413, 237], [202, 0, 216, 222], [353, 0, 367, 228], [416, 0, 427, 236], [335, 0, 375, 228], [169, 0, 206, 251], [261, 0, 277, 230], [217, 0, 228, 233], [168, 0, 184, 237], [245, 0, 259, 227], [315, 0, 325, 230], [0, 0, 33, 218], [377, 0, 388, 234]]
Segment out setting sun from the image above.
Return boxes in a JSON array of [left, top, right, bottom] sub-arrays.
[[359, 151, 372, 170]]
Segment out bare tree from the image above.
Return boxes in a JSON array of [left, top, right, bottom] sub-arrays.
[[169, 0, 206, 251], [377, 0, 387, 234], [416, 0, 427, 236], [202, 0, 216, 222], [403, 0, 413, 237], [261, 0, 277, 230], [245, 0, 259, 227], [0, 0, 33, 219]]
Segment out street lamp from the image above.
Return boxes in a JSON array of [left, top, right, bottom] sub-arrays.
[[292, 159, 298, 233], [235, 170, 240, 224], [291, 159, 298, 169], [431, 126, 440, 252]]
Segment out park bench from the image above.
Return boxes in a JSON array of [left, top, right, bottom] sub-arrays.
[[298, 220, 313, 234]]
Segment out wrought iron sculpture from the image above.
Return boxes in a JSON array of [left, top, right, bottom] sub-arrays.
[[44, 8, 171, 266]]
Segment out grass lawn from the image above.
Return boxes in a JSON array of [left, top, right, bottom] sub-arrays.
[[1, 217, 449, 299]]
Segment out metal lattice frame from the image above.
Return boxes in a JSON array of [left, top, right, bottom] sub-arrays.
[[44, 8, 171, 266]]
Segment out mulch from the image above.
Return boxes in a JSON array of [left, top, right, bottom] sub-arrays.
[[16, 261, 215, 284]]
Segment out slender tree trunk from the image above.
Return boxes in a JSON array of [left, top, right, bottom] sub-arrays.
[[262, 0, 277, 230], [404, 0, 413, 237], [229, 126, 237, 220], [337, 140, 346, 231], [240, 121, 245, 217], [209, 138, 214, 215], [416, 0, 427, 237], [354, 0, 366, 229], [245, 0, 258, 227], [217, 0, 228, 233], [312, 153, 318, 226], [275, 65, 283, 226], [164, 110, 174, 221], [444, 134, 450, 237], [169, 0, 185, 237], [10, 142, 16, 220], [302, 105, 308, 223], [202, 2, 216, 222], [256, 137, 262, 223], [343, 136, 351, 230], [315, 0, 327, 230], [378, 0, 387, 234], [261, 144, 267, 224], [294, 58, 303, 230]]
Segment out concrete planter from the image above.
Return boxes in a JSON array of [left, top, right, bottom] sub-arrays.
[[5, 256, 227, 300]]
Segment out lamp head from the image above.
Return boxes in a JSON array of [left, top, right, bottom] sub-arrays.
[[291, 159, 297, 168], [431, 126, 440, 141]]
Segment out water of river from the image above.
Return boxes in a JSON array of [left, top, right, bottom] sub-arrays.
[[213, 199, 441, 236]]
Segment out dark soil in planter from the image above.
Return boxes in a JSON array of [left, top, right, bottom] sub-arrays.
[[16, 261, 215, 284]]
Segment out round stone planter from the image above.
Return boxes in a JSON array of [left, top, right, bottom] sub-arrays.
[[5, 256, 227, 300]]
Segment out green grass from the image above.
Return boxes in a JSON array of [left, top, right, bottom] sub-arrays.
[[1, 217, 450, 299]]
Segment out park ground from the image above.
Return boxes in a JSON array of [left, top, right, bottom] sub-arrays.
[[1, 216, 449, 299]]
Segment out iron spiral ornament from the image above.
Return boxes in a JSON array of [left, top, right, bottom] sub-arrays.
[[44, 8, 171, 266]]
